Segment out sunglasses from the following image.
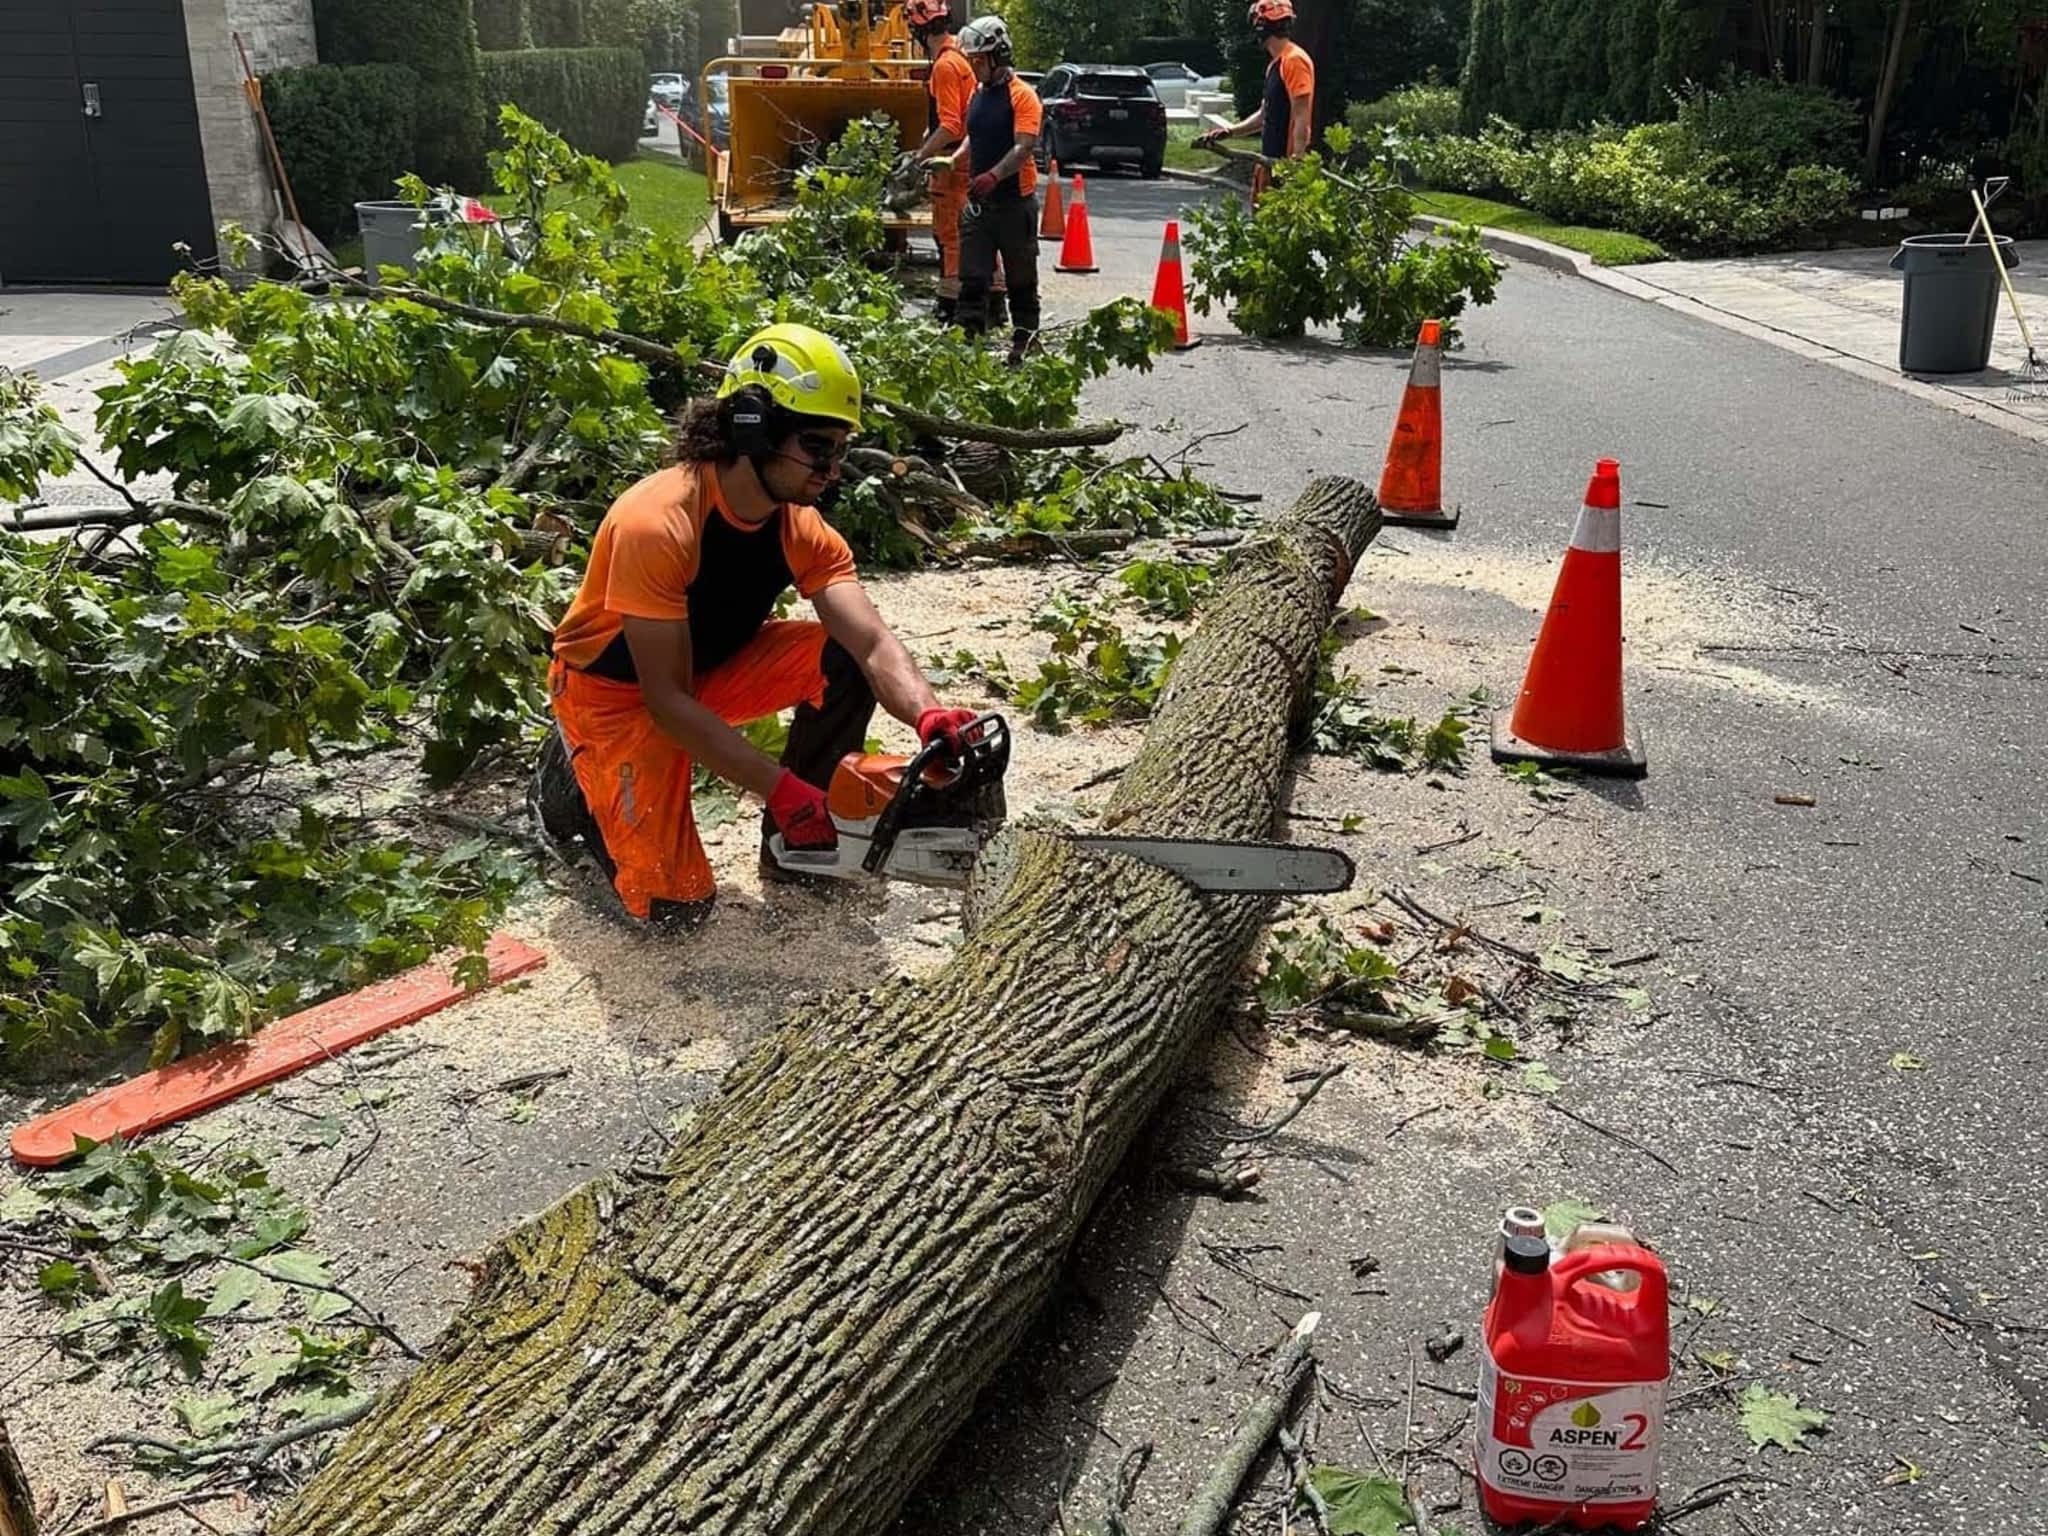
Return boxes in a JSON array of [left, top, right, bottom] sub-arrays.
[[788, 431, 851, 469]]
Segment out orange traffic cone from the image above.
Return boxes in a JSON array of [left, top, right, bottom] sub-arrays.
[[1039, 160, 1066, 242], [1056, 174, 1098, 274], [1490, 458, 1647, 778], [1149, 220, 1199, 351], [1378, 319, 1456, 529]]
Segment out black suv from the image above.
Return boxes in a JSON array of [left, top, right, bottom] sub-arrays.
[[1037, 64, 1167, 179]]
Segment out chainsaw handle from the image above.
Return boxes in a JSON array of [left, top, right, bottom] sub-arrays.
[[861, 714, 1009, 877]]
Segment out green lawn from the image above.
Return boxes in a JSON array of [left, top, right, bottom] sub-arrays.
[[1163, 122, 1219, 174], [326, 152, 710, 273], [1413, 190, 1666, 267], [612, 151, 712, 241]]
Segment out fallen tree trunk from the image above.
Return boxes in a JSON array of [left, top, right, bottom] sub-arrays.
[[273, 476, 1381, 1536], [0, 1416, 35, 1536]]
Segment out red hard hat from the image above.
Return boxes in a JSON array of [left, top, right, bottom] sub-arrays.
[[904, 0, 951, 27], [1248, 0, 1296, 25]]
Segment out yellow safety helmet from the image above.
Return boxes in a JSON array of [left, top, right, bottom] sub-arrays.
[[717, 322, 863, 431]]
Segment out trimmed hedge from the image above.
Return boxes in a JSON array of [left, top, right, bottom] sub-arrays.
[[1461, 0, 1719, 131], [315, 0, 486, 188], [474, 0, 531, 51], [480, 47, 646, 163], [529, 0, 587, 47], [266, 63, 420, 242]]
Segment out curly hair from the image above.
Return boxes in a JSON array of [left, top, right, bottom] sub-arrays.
[[666, 397, 737, 467]]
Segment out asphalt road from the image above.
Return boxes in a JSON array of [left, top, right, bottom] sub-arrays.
[[955, 172, 2048, 1532]]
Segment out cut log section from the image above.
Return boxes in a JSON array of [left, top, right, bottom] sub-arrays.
[[272, 477, 1382, 1536]]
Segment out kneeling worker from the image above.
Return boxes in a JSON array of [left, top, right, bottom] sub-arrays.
[[533, 323, 978, 930]]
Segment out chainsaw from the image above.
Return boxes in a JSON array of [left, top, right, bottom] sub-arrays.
[[768, 714, 1354, 895]]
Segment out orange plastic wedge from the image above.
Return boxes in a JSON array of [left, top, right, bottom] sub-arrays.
[[9, 934, 547, 1167]]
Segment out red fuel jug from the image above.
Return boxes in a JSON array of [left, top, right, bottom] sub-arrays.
[[1478, 1207, 1669, 1530]]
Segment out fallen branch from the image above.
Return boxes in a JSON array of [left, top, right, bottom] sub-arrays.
[[85, 1399, 373, 1474], [216, 1256, 422, 1361], [871, 395, 1127, 450], [1163, 1162, 1263, 1200], [1175, 1313, 1322, 1536], [0, 1414, 34, 1536], [51, 1486, 242, 1536], [1229, 1064, 1345, 1147]]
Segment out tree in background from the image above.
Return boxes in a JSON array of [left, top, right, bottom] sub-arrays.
[[997, 0, 1150, 67]]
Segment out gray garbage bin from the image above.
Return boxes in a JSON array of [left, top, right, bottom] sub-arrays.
[[353, 200, 447, 277], [1890, 232, 2017, 374]]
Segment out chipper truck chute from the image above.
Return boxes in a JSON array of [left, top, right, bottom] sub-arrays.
[[702, 0, 941, 246]]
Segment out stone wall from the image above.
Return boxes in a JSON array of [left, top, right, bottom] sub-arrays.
[[181, 0, 319, 256]]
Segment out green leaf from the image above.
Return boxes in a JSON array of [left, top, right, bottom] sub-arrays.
[[275, 1385, 369, 1422], [304, 1287, 354, 1324], [264, 1249, 334, 1289], [38, 1259, 86, 1296], [230, 1207, 309, 1258], [1740, 1385, 1829, 1452], [171, 1393, 247, 1439], [1541, 1197, 1602, 1240], [0, 1182, 50, 1225], [203, 1266, 282, 1318], [240, 1349, 300, 1396], [1305, 1466, 1412, 1536], [1482, 1035, 1518, 1062], [1520, 1061, 1563, 1096]]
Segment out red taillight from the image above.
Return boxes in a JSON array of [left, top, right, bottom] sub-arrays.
[[1054, 100, 1086, 119], [759, 64, 789, 79]]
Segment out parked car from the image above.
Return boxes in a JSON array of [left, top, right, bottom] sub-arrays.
[[649, 73, 687, 110], [1038, 65, 1167, 178], [1142, 60, 1222, 111]]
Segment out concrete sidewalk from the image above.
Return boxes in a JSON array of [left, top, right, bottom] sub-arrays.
[[1, 291, 182, 513], [0, 291, 180, 379], [1604, 241, 2048, 442]]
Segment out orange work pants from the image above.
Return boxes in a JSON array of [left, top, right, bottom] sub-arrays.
[[932, 168, 1005, 304], [548, 622, 840, 918], [933, 168, 966, 301]]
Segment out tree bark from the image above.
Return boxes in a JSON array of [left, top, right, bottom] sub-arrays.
[[0, 1415, 36, 1536], [270, 476, 1381, 1536], [1862, 0, 1915, 188]]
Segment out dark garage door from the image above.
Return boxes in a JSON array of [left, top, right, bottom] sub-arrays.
[[0, 0, 217, 284]]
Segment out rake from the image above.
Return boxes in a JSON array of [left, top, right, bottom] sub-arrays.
[[1968, 177, 2047, 403]]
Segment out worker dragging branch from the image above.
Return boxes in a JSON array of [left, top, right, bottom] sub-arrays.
[[531, 324, 978, 932], [1196, 0, 1316, 201]]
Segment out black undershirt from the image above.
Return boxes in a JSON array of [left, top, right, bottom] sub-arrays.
[[585, 505, 795, 683]]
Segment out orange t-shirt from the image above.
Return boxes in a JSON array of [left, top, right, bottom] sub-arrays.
[[929, 38, 975, 138], [552, 461, 857, 675]]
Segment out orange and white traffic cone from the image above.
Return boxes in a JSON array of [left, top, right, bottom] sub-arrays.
[[1039, 160, 1066, 242], [1490, 458, 1647, 778], [1055, 174, 1098, 275], [1378, 318, 1456, 529], [1149, 220, 1199, 351]]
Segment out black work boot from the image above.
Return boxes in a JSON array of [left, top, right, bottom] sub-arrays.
[[934, 296, 957, 325], [1005, 328, 1039, 368]]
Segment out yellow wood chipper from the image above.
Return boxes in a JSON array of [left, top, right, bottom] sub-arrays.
[[700, 0, 945, 245]]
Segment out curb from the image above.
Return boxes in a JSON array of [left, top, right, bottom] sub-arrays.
[[1412, 212, 2048, 448]]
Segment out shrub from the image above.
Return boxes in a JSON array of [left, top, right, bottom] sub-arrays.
[[315, 0, 486, 189], [473, 0, 530, 50], [265, 63, 421, 242], [1463, 0, 1717, 130], [1349, 83, 1461, 143], [480, 47, 646, 163], [1673, 70, 1859, 181], [1182, 127, 1502, 346], [529, 0, 587, 46]]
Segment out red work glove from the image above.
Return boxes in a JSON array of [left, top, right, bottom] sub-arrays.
[[917, 707, 980, 758], [767, 770, 836, 850], [968, 170, 999, 201]]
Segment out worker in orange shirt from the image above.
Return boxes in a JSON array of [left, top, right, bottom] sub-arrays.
[[1195, 0, 1315, 202], [531, 323, 977, 932], [905, 0, 979, 325], [952, 15, 1041, 366]]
